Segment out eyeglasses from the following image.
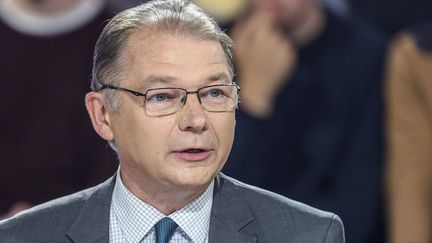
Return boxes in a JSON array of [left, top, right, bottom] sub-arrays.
[[98, 82, 240, 117]]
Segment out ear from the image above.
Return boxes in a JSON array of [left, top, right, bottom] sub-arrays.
[[85, 92, 114, 141]]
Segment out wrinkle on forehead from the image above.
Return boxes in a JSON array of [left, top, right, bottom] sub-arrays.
[[126, 29, 231, 70], [122, 30, 230, 90]]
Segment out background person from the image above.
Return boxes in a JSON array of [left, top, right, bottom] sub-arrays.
[[386, 21, 432, 243], [223, 0, 387, 242], [0, 0, 117, 219]]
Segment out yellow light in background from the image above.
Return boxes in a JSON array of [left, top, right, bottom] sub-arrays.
[[192, 0, 247, 22]]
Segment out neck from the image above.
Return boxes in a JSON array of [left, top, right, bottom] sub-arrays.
[[13, 0, 80, 15], [120, 168, 210, 215], [289, 4, 327, 46]]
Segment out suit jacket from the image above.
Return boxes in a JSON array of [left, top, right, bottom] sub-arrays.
[[0, 173, 345, 242]]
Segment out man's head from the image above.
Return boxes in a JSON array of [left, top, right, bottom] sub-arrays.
[[90, 0, 234, 111], [85, 0, 237, 199]]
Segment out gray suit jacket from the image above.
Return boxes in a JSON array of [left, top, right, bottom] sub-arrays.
[[0, 174, 345, 242]]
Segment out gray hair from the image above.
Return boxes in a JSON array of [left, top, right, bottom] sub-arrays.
[[90, 0, 234, 111]]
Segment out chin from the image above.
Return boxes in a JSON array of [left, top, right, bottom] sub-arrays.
[[170, 168, 217, 189]]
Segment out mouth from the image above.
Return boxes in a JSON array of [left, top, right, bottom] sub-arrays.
[[172, 148, 213, 162]]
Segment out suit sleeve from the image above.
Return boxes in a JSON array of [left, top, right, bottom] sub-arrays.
[[324, 215, 345, 243]]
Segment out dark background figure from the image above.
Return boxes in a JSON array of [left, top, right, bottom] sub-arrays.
[[222, 0, 387, 243], [0, 0, 117, 218], [348, 0, 432, 34]]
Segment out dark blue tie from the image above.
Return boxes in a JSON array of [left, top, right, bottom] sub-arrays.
[[155, 217, 178, 243]]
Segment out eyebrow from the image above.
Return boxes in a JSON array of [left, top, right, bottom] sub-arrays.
[[207, 72, 231, 83], [138, 72, 231, 90], [138, 75, 177, 90]]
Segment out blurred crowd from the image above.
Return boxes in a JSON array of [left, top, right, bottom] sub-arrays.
[[1, 0, 431, 243]]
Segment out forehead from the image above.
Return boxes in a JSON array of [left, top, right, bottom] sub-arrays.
[[122, 31, 230, 88]]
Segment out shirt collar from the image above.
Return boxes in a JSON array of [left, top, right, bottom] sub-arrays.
[[112, 170, 214, 243]]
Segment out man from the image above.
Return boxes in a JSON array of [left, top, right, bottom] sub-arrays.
[[224, 0, 386, 242], [0, 1, 345, 242]]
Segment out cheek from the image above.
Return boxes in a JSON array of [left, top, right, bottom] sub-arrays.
[[211, 113, 236, 148], [143, 117, 177, 148], [118, 111, 176, 158], [126, 118, 176, 171]]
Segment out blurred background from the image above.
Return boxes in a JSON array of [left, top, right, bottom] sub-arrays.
[[1, 0, 431, 243]]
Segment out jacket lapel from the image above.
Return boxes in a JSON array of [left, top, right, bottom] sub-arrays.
[[66, 176, 116, 243], [209, 174, 257, 243], [65, 173, 257, 243]]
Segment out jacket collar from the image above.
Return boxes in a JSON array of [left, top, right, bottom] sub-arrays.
[[66, 176, 115, 243], [65, 173, 256, 243], [209, 174, 257, 243]]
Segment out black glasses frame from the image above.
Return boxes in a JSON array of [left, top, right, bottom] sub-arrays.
[[97, 81, 240, 107]]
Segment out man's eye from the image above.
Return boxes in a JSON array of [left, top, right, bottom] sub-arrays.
[[208, 89, 224, 98], [148, 93, 169, 102]]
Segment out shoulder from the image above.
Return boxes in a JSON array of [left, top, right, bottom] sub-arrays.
[[0, 177, 114, 242], [217, 174, 345, 242], [220, 174, 342, 223]]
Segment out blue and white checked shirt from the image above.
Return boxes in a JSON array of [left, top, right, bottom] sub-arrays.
[[109, 171, 214, 243]]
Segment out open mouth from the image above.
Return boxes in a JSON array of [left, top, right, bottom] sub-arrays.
[[173, 148, 212, 161]]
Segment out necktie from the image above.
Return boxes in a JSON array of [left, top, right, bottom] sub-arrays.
[[155, 217, 178, 243]]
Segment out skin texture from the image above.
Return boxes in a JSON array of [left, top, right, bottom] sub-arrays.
[[86, 33, 236, 215], [231, 9, 297, 117], [231, 0, 325, 118], [250, 0, 315, 30]]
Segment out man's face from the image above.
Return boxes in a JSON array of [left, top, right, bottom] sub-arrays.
[[108, 33, 235, 193]]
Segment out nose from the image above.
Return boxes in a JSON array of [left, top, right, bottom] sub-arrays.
[[178, 94, 208, 133]]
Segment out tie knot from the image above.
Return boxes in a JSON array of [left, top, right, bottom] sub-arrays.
[[155, 217, 178, 243]]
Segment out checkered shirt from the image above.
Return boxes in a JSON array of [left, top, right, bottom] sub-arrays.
[[109, 171, 214, 243]]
